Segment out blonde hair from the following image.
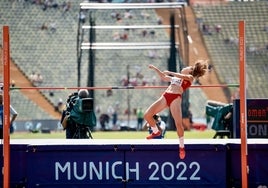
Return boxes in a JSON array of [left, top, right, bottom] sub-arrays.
[[192, 59, 208, 78]]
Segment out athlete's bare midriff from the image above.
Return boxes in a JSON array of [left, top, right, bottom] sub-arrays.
[[165, 84, 184, 95]]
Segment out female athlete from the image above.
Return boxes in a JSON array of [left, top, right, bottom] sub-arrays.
[[144, 60, 208, 159]]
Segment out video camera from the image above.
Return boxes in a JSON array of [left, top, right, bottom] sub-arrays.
[[62, 91, 95, 139], [66, 92, 93, 113], [66, 92, 78, 112]]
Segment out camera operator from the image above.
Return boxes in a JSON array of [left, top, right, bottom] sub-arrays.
[[143, 114, 166, 139], [61, 89, 96, 139]]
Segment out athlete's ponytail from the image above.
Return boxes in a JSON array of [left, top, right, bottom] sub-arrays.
[[192, 59, 208, 78]]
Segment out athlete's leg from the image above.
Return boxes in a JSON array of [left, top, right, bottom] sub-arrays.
[[170, 98, 184, 138], [144, 95, 167, 127], [170, 98, 185, 159], [144, 96, 167, 138]]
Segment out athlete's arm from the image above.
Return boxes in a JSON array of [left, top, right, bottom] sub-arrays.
[[149, 64, 171, 82], [163, 71, 193, 82]]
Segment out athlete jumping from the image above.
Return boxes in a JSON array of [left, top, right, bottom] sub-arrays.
[[144, 60, 207, 159]]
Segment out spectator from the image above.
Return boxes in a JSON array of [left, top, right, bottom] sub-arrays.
[[136, 107, 144, 131], [148, 50, 157, 59], [195, 11, 203, 25], [0, 93, 18, 138], [113, 32, 120, 41], [106, 89, 113, 97], [99, 114, 110, 131], [124, 10, 133, 19], [202, 23, 212, 35], [115, 12, 122, 22], [120, 32, 128, 41], [79, 11, 86, 24], [157, 16, 163, 25], [215, 24, 222, 33], [112, 103, 119, 128], [55, 98, 64, 113], [31, 73, 43, 86], [149, 30, 155, 38], [141, 29, 147, 37], [263, 23, 268, 33], [120, 75, 129, 86], [30, 71, 37, 83], [207, 64, 213, 83], [49, 21, 57, 33], [11, 80, 16, 88], [141, 11, 150, 19], [208, 64, 213, 73], [41, 22, 48, 30], [62, 1, 71, 13], [151, 75, 157, 86]]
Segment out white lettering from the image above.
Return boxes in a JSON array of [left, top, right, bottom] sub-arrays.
[[148, 162, 159, 180], [249, 124, 258, 135], [74, 162, 87, 180], [249, 124, 267, 136], [161, 162, 174, 180], [55, 162, 71, 180], [126, 162, 139, 181], [106, 161, 109, 180], [258, 124, 267, 136], [176, 162, 187, 180], [189, 162, 201, 180], [54, 161, 202, 182], [112, 161, 123, 180], [89, 162, 102, 180]]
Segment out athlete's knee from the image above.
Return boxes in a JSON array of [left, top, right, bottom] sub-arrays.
[[174, 120, 183, 129], [143, 112, 151, 121]]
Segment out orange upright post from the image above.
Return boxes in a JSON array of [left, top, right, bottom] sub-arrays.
[[2, 26, 11, 188], [239, 21, 248, 188]]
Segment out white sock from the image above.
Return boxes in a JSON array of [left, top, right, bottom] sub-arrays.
[[151, 125, 159, 133], [179, 137, 184, 148]]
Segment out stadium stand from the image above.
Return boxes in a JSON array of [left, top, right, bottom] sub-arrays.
[[192, 0, 268, 99], [4, 0, 266, 124], [0, 0, 208, 123]]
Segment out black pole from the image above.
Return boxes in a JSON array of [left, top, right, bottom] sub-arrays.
[[88, 12, 96, 108], [76, 8, 82, 87], [168, 11, 177, 72], [127, 65, 130, 126], [168, 11, 177, 130], [181, 5, 190, 119], [78, 28, 84, 88]]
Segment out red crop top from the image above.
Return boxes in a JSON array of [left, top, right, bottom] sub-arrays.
[[170, 77, 191, 91]]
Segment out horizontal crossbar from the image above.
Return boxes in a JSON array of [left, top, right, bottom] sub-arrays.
[[80, 2, 186, 10], [81, 46, 173, 50], [82, 25, 179, 30], [11, 84, 240, 90], [81, 42, 178, 50]]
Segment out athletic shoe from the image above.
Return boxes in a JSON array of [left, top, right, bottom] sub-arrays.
[[146, 131, 161, 139], [179, 147, 186, 159]]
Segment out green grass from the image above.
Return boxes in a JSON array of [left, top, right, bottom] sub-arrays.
[[10, 129, 216, 139]]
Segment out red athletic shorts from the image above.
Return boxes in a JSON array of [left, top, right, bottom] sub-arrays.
[[163, 92, 182, 106]]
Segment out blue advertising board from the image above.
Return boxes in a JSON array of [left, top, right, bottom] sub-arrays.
[[233, 99, 268, 138], [124, 144, 227, 188], [227, 141, 268, 188], [26, 144, 125, 188], [23, 140, 227, 188], [0, 139, 267, 188], [0, 144, 28, 187]]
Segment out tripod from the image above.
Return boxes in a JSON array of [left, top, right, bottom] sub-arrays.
[[73, 124, 93, 139], [65, 118, 93, 139]]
